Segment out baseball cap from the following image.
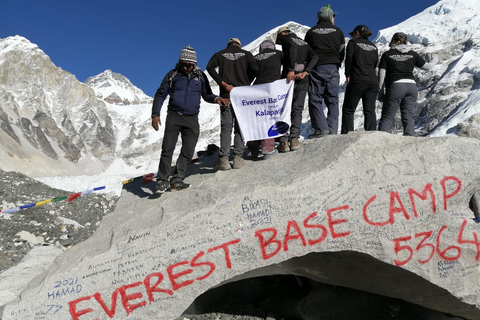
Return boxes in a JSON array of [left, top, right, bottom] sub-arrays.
[[349, 25, 370, 37], [228, 38, 241, 46], [318, 4, 338, 21]]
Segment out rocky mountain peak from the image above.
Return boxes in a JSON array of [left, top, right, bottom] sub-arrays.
[[85, 69, 152, 105]]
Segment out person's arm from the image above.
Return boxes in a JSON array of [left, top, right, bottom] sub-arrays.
[[283, 38, 297, 82], [246, 52, 259, 84], [420, 53, 438, 71], [344, 41, 355, 84], [339, 33, 346, 64], [206, 53, 233, 92], [200, 71, 229, 106], [377, 68, 386, 102], [296, 45, 318, 80], [151, 71, 172, 130], [206, 54, 223, 86]]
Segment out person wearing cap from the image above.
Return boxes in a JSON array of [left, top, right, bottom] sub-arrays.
[[305, 4, 345, 138], [377, 32, 437, 136], [206, 38, 258, 170], [341, 25, 378, 134], [247, 39, 283, 160], [275, 26, 318, 152], [151, 45, 230, 193]]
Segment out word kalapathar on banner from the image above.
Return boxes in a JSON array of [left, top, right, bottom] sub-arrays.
[[230, 79, 294, 141]]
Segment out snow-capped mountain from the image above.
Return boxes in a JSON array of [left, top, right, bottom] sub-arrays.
[[0, 36, 116, 177], [0, 36, 160, 179], [85, 70, 152, 105]]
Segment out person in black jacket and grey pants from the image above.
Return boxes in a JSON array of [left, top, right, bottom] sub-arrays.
[[305, 4, 345, 138], [207, 38, 258, 170], [341, 25, 379, 134]]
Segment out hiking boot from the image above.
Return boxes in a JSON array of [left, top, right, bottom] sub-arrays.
[[263, 149, 278, 160], [248, 148, 261, 158], [214, 157, 231, 171], [170, 181, 190, 191], [308, 130, 329, 139], [290, 139, 300, 151], [232, 155, 245, 169], [328, 127, 337, 135], [154, 180, 169, 194], [277, 141, 290, 153]]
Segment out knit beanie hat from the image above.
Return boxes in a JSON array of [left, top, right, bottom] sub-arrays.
[[179, 45, 197, 64]]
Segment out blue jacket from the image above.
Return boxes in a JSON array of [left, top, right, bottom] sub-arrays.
[[152, 66, 218, 117]]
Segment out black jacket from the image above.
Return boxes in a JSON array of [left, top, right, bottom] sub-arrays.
[[206, 44, 258, 98], [344, 37, 378, 85], [277, 32, 318, 78], [305, 19, 345, 67], [254, 48, 283, 85], [379, 45, 425, 87]]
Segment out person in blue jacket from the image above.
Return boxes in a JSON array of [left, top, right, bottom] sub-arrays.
[[151, 45, 230, 194]]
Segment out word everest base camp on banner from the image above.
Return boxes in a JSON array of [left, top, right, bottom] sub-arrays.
[[231, 79, 293, 141]]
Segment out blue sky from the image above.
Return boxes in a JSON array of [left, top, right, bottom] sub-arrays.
[[1, 0, 439, 97]]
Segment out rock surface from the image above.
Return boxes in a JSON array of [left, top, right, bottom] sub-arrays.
[[3, 132, 480, 320]]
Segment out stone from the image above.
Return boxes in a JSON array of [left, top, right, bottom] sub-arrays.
[[3, 132, 480, 319]]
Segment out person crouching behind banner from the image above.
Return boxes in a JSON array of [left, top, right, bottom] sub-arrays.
[[247, 39, 284, 160], [151, 45, 230, 194]]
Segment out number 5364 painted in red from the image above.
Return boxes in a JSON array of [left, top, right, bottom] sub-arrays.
[[392, 219, 479, 266]]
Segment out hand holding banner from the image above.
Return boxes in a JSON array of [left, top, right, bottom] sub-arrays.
[[230, 79, 294, 141]]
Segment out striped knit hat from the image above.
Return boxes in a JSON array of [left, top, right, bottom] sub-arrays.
[[179, 45, 197, 64]]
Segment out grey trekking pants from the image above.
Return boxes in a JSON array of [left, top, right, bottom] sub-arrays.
[[378, 82, 418, 136], [219, 104, 244, 158], [308, 64, 340, 134]]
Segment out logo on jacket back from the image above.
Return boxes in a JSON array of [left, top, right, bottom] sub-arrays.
[[390, 54, 413, 62], [256, 52, 277, 61], [292, 38, 308, 46], [357, 43, 377, 52], [222, 53, 246, 61], [313, 28, 336, 35]]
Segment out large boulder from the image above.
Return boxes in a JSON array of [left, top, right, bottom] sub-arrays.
[[3, 132, 480, 319]]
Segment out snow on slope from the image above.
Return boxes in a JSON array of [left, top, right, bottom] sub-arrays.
[[375, 0, 480, 46], [85, 70, 152, 105]]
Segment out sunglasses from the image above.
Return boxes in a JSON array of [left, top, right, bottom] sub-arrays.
[[180, 62, 195, 68]]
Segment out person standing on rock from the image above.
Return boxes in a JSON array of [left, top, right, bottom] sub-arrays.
[[305, 4, 345, 138], [275, 26, 318, 153], [247, 39, 283, 160], [341, 25, 379, 134], [377, 32, 437, 136], [151, 45, 230, 194], [207, 38, 258, 171]]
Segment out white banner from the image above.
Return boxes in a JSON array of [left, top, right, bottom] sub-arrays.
[[230, 79, 294, 141]]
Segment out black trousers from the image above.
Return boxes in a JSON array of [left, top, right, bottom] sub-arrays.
[[341, 81, 378, 134], [158, 110, 199, 184]]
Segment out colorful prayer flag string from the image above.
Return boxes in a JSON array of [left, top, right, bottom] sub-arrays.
[[1, 172, 155, 214], [0, 185, 106, 214]]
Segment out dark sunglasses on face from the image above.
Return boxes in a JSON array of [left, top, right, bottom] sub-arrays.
[[180, 62, 195, 68]]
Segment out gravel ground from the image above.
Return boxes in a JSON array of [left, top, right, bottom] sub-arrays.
[[0, 169, 118, 272]]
